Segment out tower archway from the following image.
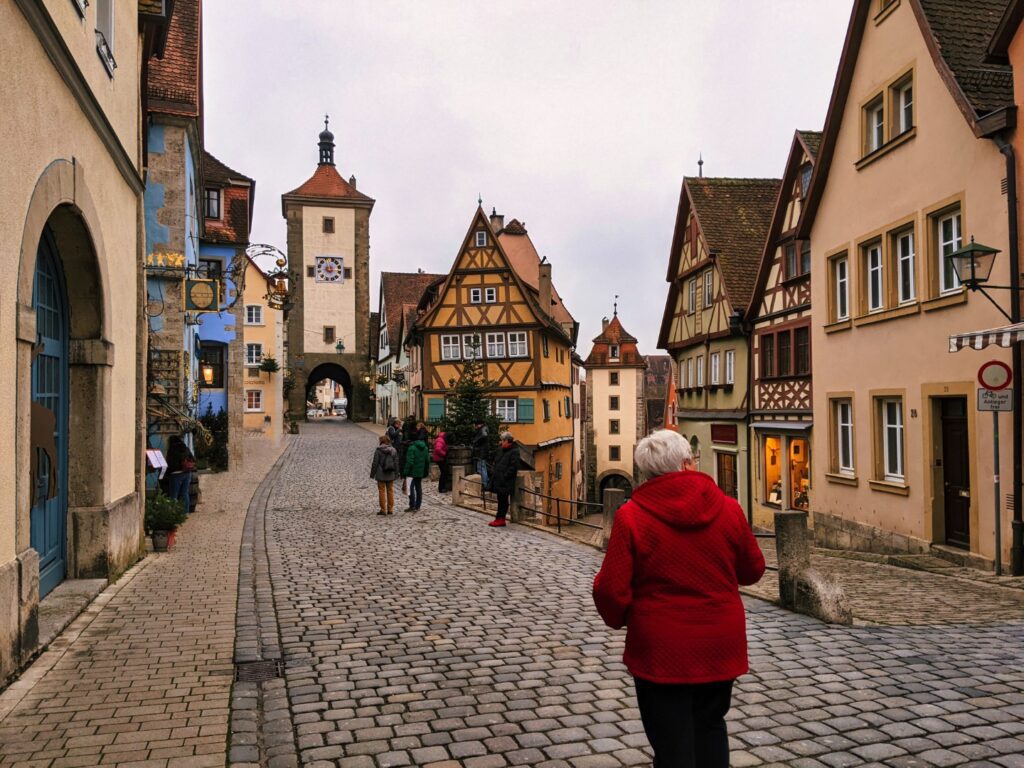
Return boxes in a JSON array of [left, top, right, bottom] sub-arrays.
[[305, 362, 352, 419]]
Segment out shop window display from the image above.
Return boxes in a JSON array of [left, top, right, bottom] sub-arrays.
[[762, 435, 811, 510]]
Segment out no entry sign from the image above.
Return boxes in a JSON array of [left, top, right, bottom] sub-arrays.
[[978, 360, 1012, 391]]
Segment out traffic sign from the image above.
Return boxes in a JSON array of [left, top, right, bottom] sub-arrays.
[[979, 389, 1013, 411], [979, 360, 1012, 391]]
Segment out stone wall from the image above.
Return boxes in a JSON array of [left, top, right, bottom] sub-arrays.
[[813, 510, 930, 555]]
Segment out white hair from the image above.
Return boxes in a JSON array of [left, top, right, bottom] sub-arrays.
[[634, 429, 693, 478], [499, 431, 514, 442]]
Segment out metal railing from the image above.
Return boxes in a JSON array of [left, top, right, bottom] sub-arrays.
[[520, 488, 603, 534]]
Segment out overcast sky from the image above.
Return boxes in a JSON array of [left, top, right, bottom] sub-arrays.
[[204, 1, 851, 356]]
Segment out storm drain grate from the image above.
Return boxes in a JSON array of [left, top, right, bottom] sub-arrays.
[[234, 660, 284, 682]]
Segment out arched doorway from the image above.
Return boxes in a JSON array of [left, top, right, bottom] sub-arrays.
[[599, 472, 633, 500], [31, 227, 69, 598], [305, 363, 352, 420]]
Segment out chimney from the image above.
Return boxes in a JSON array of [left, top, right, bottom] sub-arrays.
[[601, 316, 610, 331], [538, 263, 552, 317], [349, 174, 357, 189], [489, 207, 504, 232]]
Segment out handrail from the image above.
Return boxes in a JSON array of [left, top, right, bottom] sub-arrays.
[[520, 488, 604, 532]]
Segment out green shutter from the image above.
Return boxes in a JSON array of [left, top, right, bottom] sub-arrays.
[[427, 398, 445, 423], [518, 398, 534, 424]]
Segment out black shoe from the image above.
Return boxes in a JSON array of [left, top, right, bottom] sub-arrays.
[[377, 511, 386, 516]]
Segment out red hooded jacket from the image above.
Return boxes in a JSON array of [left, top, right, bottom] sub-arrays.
[[593, 470, 765, 684]]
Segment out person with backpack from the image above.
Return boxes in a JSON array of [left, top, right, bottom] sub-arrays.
[[387, 417, 407, 494], [403, 431, 429, 511], [432, 429, 450, 493], [370, 435, 399, 516]]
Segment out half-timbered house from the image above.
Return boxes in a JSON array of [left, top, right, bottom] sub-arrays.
[[415, 207, 579, 502], [658, 177, 780, 514], [745, 130, 821, 529]]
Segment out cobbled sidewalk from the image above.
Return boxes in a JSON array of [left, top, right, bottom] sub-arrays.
[[0, 437, 284, 767], [244, 422, 1024, 768]]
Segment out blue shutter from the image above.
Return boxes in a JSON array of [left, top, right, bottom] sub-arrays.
[[518, 398, 534, 423], [427, 398, 445, 423]]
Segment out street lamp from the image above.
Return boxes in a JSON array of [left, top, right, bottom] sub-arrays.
[[335, 340, 345, 354], [947, 237, 1023, 575]]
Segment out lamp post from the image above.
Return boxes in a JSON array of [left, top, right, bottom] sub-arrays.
[[948, 237, 1022, 575], [200, 362, 214, 387]]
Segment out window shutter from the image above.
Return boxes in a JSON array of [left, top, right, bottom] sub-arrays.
[[518, 398, 535, 423], [427, 399, 444, 423]]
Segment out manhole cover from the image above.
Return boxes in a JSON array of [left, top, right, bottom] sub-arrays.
[[234, 660, 284, 682]]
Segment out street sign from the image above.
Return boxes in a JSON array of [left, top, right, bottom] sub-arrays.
[[979, 360, 1012, 391], [979, 389, 1013, 411]]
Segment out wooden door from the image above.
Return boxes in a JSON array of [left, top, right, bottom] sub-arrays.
[[941, 397, 970, 549], [716, 452, 738, 499]]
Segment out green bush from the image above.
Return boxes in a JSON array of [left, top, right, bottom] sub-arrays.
[[196, 404, 229, 471], [145, 491, 186, 533]]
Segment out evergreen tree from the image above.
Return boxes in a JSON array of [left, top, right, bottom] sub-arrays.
[[442, 352, 499, 451]]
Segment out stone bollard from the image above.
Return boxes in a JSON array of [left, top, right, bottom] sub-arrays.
[[775, 510, 811, 609], [511, 474, 527, 523], [601, 488, 626, 550], [775, 509, 852, 625], [451, 465, 466, 507]]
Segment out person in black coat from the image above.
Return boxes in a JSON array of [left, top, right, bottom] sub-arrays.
[[488, 432, 518, 528]]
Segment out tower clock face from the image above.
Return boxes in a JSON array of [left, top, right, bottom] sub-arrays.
[[315, 256, 344, 283]]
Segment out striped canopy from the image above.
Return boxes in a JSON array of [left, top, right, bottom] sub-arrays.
[[949, 322, 1024, 353]]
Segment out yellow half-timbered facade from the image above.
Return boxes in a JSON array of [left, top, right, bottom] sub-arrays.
[[416, 208, 579, 502]]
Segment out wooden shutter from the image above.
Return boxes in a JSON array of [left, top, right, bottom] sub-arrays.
[[518, 398, 535, 423], [427, 398, 445, 423]]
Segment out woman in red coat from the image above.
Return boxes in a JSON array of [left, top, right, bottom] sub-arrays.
[[593, 429, 765, 767]]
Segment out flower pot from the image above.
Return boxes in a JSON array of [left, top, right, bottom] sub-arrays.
[[152, 529, 177, 552], [447, 445, 473, 469]]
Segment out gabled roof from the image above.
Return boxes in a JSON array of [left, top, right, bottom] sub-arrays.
[[203, 151, 253, 185], [379, 272, 445, 357], [658, 177, 779, 349], [497, 220, 575, 327], [796, 130, 823, 160], [584, 314, 644, 368], [686, 177, 781, 310], [281, 165, 374, 215], [802, 0, 1014, 235], [745, 130, 820, 323], [202, 150, 255, 245], [417, 207, 575, 345], [146, 0, 201, 120]]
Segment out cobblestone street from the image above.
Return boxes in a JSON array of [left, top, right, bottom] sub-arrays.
[[241, 422, 1024, 768]]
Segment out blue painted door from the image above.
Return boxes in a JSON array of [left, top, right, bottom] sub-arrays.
[[31, 228, 68, 598]]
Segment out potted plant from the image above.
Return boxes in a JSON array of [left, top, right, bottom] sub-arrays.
[[145, 491, 187, 551]]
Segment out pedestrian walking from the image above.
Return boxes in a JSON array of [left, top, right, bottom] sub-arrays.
[[403, 431, 429, 511], [370, 435, 399, 516], [471, 419, 490, 491], [387, 417, 407, 494], [432, 428, 450, 493], [487, 431, 518, 528], [592, 430, 765, 768], [165, 435, 196, 515]]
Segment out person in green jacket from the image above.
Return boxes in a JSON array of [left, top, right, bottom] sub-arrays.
[[403, 430, 430, 511]]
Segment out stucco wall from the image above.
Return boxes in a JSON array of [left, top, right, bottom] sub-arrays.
[[0, 6, 142, 563], [242, 261, 283, 439], [589, 367, 641, 482], [301, 205, 357, 352], [809, 2, 1012, 560]]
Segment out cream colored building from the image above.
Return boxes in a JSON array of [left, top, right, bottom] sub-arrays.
[[584, 314, 646, 500], [802, 0, 1014, 565], [282, 120, 374, 420], [242, 258, 284, 440], [0, 1, 172, 681]]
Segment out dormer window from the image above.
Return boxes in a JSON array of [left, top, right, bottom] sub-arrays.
[[609, 344, 620, 360], [475, 231, 487, 247], [204, 188, 221, 220]]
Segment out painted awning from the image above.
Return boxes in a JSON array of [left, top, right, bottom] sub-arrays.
[[949, 322, 1024, 353]]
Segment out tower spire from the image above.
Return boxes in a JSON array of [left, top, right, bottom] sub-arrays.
[[318, 114, 336, 166], [613, 295, 619, 317], [698, 153, 704, 178]]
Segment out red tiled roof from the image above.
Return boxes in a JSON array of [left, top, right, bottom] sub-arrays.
[[497, 224, 575, 327], [202, 151, 254, 245], [380, 272, 445, 357], [283, 164, 374, 205], [146, 0, 200, 118], [687, 177, 781, 311], [584, 315, 645, 368]]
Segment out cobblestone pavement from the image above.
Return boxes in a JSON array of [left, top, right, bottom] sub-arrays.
[[0, 437, 284, 767], [248, 422, 1024, 768]]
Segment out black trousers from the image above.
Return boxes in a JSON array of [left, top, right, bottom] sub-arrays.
[[634, 676, 733, 768], [495, 492, 510, 520]]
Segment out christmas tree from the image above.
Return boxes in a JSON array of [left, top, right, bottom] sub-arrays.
[[442, 349, 500, 451]]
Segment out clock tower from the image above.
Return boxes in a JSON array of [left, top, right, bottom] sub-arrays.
[[282, 117, 375, 420]]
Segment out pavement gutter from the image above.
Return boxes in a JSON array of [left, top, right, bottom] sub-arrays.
[[229, 438, 300, 768]]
